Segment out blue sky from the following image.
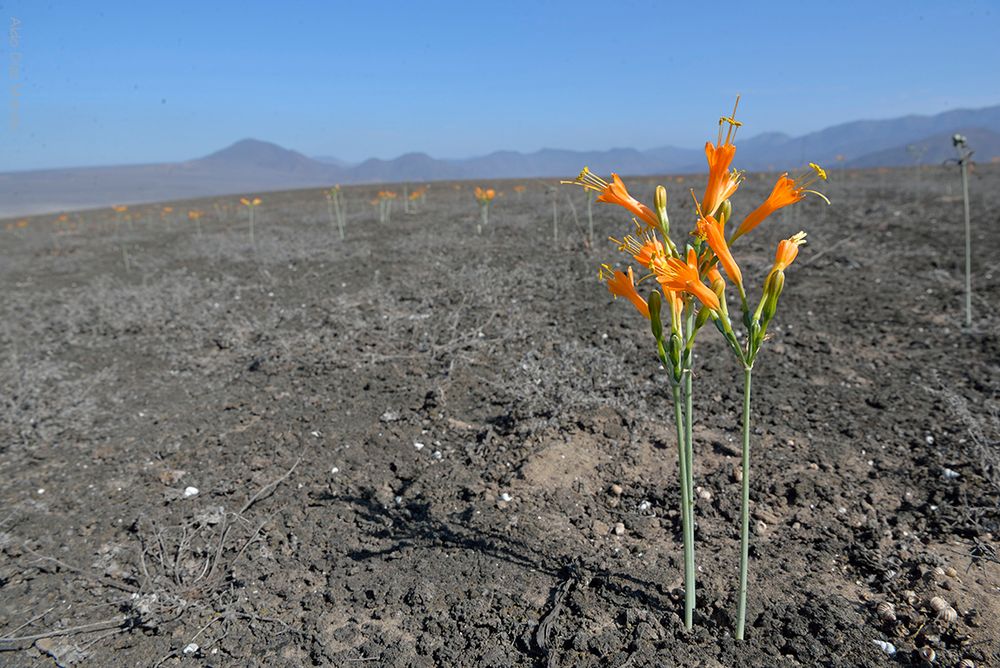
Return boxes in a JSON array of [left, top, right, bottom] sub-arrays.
[[0, 0, 997, 171]]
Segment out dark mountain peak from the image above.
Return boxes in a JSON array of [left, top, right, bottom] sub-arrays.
[[199, 138, 321, 173]]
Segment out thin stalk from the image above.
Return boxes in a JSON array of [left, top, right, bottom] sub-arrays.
[[682, 307, 696, 622], [672, 383, 694, 630], [336, 199, 346, 239], [552, 195, 558, 245], [735, 365, 753, 640], [587, 192, 594, 245], [248, 208, 256, 248], [960, 159, 972, 326]]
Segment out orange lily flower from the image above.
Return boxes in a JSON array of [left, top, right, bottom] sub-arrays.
[[601, 265, 650, 319], [772, 231, 807, 272], [653, 248, 720, 312], [701, 100, 743, 217], [611, 231, 665, 269], [564, 168, 658, 228], [733, 164, 827, 241], [696, 215, 742, 287], [240, 197, 262, 207]]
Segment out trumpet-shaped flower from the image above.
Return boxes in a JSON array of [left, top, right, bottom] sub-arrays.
[[564, 168, 659, 228], [772, 231, 807, 272], [733, 164, 827, 241], [600, 265, 650, 318], [701, 101, 744, 217], [653, 248, 720, 312], [696, 215, 742, 287], [611, 230, 666, 269]]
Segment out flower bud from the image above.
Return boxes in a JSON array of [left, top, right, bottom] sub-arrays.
[[648, 289, 663, 341], [654, 185, 670, 238], [760, 270, 785, 328], [718, 199, 732, 226]]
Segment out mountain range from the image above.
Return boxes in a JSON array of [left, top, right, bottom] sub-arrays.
[[2, 105, 998, 217]]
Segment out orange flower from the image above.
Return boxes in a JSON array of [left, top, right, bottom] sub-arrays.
[[188, 210, 202, 220], [474, 187, 496, 203], [733, 174, 803, 240], [696, 215, 742, 287], [653, 248, 720, 312], [112, 205, 128, 213], [564, 168, 658, 228], [733, 164, 827, 241], [701, 101, 743, 217], [701, 142, 740, 217], [611, 231, 665, 269], [240, 197, 261, 207], [601, 265, 650, 318], [772, 231, 807, 272]]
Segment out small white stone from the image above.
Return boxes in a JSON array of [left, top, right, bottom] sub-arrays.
[[394, 496, 403, 504], [941, 468, 960, 479], [311, 430, 321, 437], [36, 488, 45, 495], [500, 492, 512, 502], [413, 442, 424, 450], [330, 467, 340, 474], [183, 486, 199, 498], [183, 642, 199, 654], [432, 450, 443, 460], [638, 500, 651, 512], [925, 435, 935, 445]]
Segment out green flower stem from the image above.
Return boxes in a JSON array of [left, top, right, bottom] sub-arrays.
[[735, 364, 753, 640], [671, 382, 694, 630], [682, 307, 697, 620]]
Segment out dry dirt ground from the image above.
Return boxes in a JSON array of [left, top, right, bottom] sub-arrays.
[[1, 165, 999, 667]]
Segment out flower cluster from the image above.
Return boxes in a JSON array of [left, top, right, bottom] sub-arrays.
[[564, 98, 827, 638]]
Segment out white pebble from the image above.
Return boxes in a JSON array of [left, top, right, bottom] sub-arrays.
[[925, 435, 935, 444], [432, 450, 443, 460], [500, 492, 512, 502], [941, 468, 960, 479], [413, 442, 424, 450], [330, 467, 340, 474], [183, 486, 199, 498], [638, 500, 651, 512], [872, 639, 896, 656], [183, 642, 199, 654]]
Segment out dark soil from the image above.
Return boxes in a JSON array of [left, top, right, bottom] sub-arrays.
[[1, 166, 999, 667]]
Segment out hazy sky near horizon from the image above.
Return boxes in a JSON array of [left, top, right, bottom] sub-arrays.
[[1, 1, 998, 171]]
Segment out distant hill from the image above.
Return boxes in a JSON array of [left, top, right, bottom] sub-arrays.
[[847, 127, 1000, 168], [2, 104, 998, 217]]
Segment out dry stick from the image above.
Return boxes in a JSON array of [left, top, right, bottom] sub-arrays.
[[0, 617, 127, 644]]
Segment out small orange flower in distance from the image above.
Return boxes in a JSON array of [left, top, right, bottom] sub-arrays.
[[162, 206, 174, 214], [653, 248, 721, 312], [112, 205, 128, 213], [600, 265, 649, 319], [696, 215, 742, 287], [772, 231, 807, 272], [702, 99, 743, 217], [564, 168, 659, 228], [56, 214, 69, 223], [733, 164, 827, 241], [513, 185, 526, 193], [188, 210, 202, 220]]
